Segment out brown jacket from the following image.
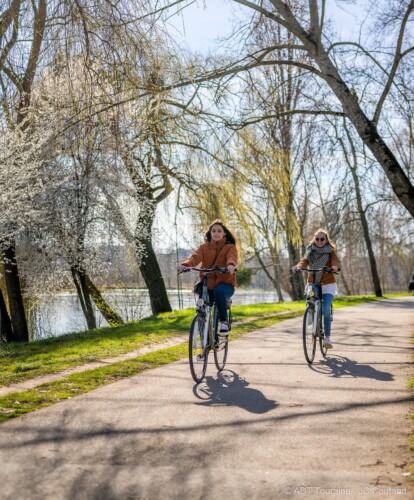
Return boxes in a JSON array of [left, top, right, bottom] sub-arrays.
[[181, 238, 238, 289], [296, 248, 341, 285]]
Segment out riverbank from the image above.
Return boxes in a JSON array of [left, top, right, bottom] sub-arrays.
[[30, 288, 292, 340], [0, 294, 408, 423]]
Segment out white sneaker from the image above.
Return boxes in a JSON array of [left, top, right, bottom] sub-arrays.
[[219, 322, 229, 336], [323, 337, 333, 349]]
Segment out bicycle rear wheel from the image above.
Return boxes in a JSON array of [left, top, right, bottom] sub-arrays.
[[214, 307, 228, 371], [303, 306, 316, 364], [319, 331, 328, 358], [189, 314, 208, 383]]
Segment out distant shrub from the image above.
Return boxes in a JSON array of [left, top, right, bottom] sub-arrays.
[[236, 267, 253, 287]]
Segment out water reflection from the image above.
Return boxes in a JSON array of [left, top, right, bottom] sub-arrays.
[[30, 289, 290, 340]]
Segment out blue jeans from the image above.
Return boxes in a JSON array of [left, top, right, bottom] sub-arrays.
[[322, 293, 334, 337], [208, 283, 234, 322]]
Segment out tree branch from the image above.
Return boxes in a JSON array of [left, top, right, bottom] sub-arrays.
[[373, 0, 414, 125]]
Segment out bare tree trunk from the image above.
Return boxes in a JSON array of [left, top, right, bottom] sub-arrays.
[[2, 244, 28, 342], [84, 274, 124, 326], [341, 124, 383, 297], [340, 272, 352, 296], [287, 240, 304, 300], [349, 170, 383, 297], [0, 287, 13, 341], [272, 252, 284, 303], [71, 267, 97, 330], [136, 214, 172, 315]]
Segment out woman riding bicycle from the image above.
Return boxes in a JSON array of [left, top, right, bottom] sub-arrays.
[[179, 219, 238, 336], [292, 228, 340, 349]]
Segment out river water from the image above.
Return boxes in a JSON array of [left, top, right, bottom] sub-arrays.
[[29, 288, 289, 340]]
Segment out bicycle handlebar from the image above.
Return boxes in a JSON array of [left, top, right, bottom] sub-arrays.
[[178, 265, 234, 274], [294, 267, 339, 275]]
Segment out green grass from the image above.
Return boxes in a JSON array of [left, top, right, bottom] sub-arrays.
[[0, 292, 409, 424], [0, 310, 194, 386]]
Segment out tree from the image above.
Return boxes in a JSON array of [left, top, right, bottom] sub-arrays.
[[0, 0, 47, 341], [0, 113, 53, 341], [336, 119, 383, 297], [226, 0, 414, 217]]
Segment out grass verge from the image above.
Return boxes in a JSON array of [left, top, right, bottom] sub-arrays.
[[0, 293, 408, 423]]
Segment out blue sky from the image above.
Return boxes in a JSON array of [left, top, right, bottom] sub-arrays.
[[167, 0, 368, 53]]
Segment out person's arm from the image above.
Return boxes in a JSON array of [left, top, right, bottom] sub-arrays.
[[178, 244, 204, 272], [330, 249, 341, 272], [292, 256, 309, 272], [226, 245, 238, 275]]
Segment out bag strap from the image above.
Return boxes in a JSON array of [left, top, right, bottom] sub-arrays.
[[210, 244, 227, 268]]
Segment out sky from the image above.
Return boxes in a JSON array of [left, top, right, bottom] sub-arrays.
[[166, 0, 237, 53], [166, 0, 369, 53]]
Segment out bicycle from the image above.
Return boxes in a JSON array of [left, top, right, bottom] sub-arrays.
[[294, 267, 337, 364], [179, 266, 233, 383]]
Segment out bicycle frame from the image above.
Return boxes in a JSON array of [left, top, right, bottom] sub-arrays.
[[179, 265, 231, 382], [296, 266, 337, 363]]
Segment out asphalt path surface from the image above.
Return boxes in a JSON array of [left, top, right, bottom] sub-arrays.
[[0, 297, 413, 499]]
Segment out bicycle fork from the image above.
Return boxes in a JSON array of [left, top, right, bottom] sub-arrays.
[[314, 300, 320, 336], [202, 306, 211, 348]]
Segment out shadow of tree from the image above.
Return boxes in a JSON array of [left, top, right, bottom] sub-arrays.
[[314, 356, 394, 381], [193, 370, 278, 414]]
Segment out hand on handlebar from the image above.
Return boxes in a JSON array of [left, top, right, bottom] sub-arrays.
[[323, 266, 339, 273], [227, 264, 236, 275], [178, 265, 189, 274], [291, 266, 339, 274]]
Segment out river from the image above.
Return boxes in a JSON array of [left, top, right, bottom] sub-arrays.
[[29, 288, 290, 340]]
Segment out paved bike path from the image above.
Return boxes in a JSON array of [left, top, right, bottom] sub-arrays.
[[0, 297, 412, 499]]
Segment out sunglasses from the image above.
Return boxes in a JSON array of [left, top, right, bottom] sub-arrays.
[[315, 237, 326, 242]]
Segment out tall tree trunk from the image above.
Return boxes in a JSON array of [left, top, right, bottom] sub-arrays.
[[2, 244, 28, 342], [272, 252, 284, 303], [350, 178, 382, 298], [136, 216, 172, 315], [285, 189, 304, 301], [287, 240, 304, 300], [84, 274, 124, 326], [340, 272, 352, 296], [342, 124, 383, 297], [71, 267, 97, 330], [0, 288, 13, 342]]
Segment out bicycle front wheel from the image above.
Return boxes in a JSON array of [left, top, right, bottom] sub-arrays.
[[303, 306, 316, 364], [189, 314, 208, 383], [213, 308, 228, 371]]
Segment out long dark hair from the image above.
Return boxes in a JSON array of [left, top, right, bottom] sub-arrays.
[[205, 219, 237, 245]]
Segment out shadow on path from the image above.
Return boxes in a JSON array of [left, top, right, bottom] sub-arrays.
[[312, 355, 394, 380], [193, 370, 278, 414]]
